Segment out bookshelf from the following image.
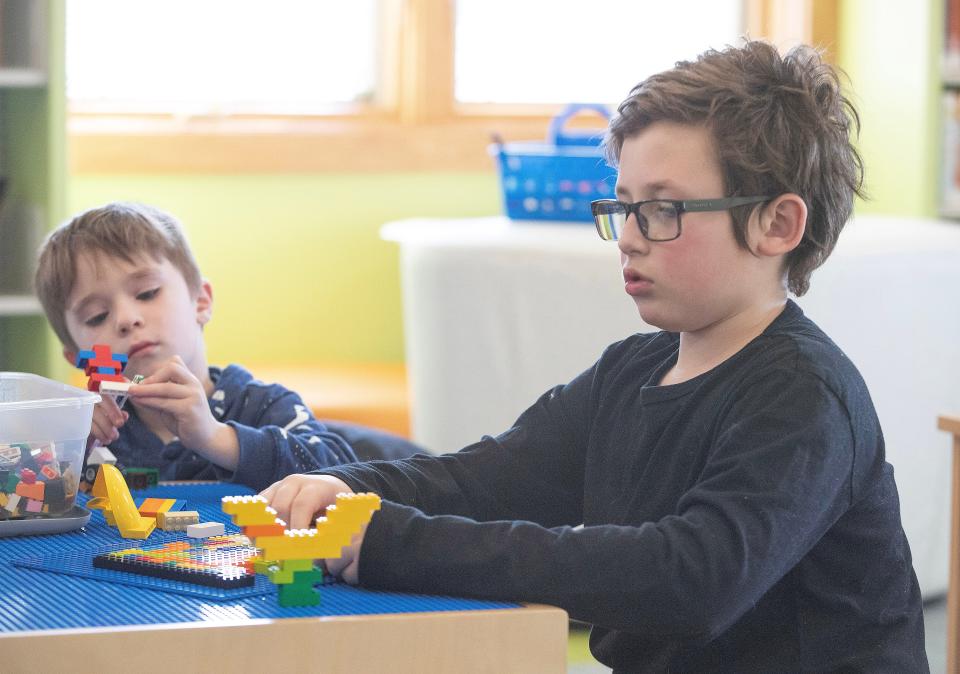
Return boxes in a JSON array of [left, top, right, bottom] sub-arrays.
[[0, 0, 65, 375]]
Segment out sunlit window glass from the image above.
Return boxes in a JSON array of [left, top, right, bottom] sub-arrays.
[[66, 0, 378, 114], [455, 0, 743, 105]]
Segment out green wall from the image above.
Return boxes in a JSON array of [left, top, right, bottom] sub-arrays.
[[65, 0, 947, 370], [838, 0, 941, 217], [68, 173, 500, 367]]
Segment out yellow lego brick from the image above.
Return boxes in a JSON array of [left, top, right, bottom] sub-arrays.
[[87, 465, 157, 539], [221, 495, 284, 526]]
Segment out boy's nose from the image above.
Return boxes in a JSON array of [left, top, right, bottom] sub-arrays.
[[114, 303, 144, 334], [617, 213, 650, 256]]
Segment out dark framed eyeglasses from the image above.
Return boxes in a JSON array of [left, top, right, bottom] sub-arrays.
[[591, 196, 772, 242]]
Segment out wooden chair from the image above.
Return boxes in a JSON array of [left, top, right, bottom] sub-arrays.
[[938, 413, 960, 674]]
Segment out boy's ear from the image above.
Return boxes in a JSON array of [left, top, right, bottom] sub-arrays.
[[196, 279, 214, 327], [753, 193, 807, 257]]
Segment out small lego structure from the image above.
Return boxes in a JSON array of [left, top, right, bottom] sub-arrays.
[[221, 492, 381, 606], [75, 344, 128, 393]]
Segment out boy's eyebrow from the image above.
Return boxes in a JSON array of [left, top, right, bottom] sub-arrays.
[[615, 180, 677, 201], [69, 294, 101, 317]]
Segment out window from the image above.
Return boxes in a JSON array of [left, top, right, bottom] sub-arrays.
[[455, 0, 742, 105], [66, 0, 379, 115], [67, 0, 834, 173]]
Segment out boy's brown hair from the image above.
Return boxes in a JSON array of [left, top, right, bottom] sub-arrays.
[[35, 202, 203, 351], [604, 40, 864, 296]]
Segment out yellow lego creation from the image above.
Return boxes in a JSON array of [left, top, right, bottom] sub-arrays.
[[221, 493, 381, 561]]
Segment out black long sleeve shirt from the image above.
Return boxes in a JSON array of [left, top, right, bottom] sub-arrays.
[[321, 301, 927, 672]]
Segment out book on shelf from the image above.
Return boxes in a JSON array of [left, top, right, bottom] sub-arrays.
[[946, 0, 960, 81], [941, 91, 960, 216]]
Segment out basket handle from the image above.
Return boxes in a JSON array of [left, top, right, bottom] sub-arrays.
[[547, 103, 611, 147]]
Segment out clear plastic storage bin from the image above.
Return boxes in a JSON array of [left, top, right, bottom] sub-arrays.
[[0, 372, 99, 521]]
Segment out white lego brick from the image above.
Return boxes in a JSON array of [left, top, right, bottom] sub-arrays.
[[98, 381, 131, 394], [186, 521, 225, 538], [87, 445, 117, 466]]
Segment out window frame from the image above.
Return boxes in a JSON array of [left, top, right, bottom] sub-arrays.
[[68, 0, 837, 174]]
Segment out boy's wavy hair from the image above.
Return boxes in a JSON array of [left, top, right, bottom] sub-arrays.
[[35, 202, 203, 351], [603, 40, 865, 296]]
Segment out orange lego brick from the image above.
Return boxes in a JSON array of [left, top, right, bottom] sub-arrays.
[[241, 522, 287, 538], [15, 481, 45, 501], [137, 497, 178, 517]]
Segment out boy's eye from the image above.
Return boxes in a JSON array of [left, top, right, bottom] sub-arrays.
[[656, 204, 678, 217], [137, 287, 160, 301], [85, 312, 107, 327]]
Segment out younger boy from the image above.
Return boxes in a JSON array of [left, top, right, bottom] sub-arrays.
[[261, 42, 927, 671], [35, 202, 419, 492]]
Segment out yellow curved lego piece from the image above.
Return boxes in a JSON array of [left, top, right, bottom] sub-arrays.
[[86, 464, 156, 539]]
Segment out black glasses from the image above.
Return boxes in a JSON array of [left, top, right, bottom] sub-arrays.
[[591, 196, 771, 242]]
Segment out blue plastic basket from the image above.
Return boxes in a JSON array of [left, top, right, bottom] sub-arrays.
[[491, 103, 617, 223]]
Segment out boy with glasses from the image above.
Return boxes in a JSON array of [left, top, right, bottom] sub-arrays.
[[261, 41, 927, 671], [34, 202, 421, 491]]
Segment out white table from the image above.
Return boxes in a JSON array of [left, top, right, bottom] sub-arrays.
[[382, 214, 960, 597]]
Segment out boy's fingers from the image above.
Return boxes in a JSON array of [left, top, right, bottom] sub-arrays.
[[289, 495, 321, 531], [91, 414, 113, 441], [138, 359, 194, 386], [267, 482, 297, 525], [259, 480, 280, 502], [96, 398, 124, 426], [325, 555, 347, 578], [101, 394, 121, 413], [129, 382, 190, 401], [290, 485, 336, 530]]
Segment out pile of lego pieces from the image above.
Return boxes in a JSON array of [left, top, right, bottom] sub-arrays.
[[0, 442, 76, 519]]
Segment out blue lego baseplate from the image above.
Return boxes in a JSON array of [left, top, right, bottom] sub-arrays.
[[13, 537, 277, 601], [0, 482, 520, 633]]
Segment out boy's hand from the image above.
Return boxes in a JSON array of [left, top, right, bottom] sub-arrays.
[[324, 522, 368, 584], [87, 394, 128, 449], [260, 474, 363, 583], [260, 474, 355, 531], [128, 356, 237, 467]]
